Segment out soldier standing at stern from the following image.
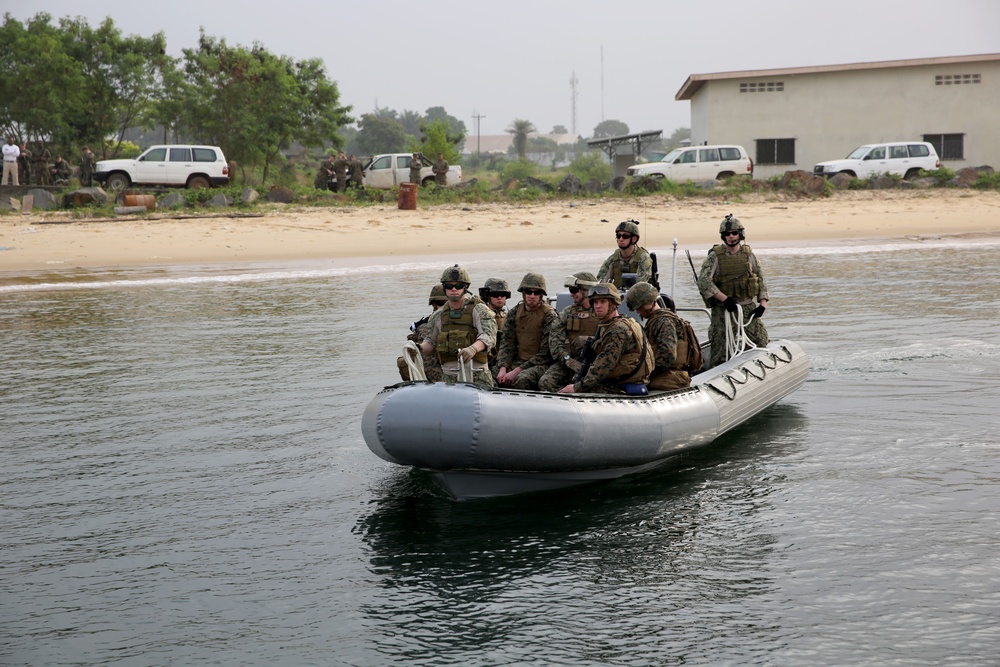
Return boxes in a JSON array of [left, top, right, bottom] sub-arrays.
[[558, 283, 653, 395], [698, 214, 769, 367], [420, 265, 497, 387], [597, 219, 653, 288]]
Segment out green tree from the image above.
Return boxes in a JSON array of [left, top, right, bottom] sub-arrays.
[[593, 119, 629, 139], [506, 118, 536, 159], [0, 12, 87, 146], [174, 32, 352, 183], [355, 112, 409, 155], [410, 119, 460, 163], [665, 126, 691, 149], [551, 124, 568, 134], [569, 151, 611, 182]]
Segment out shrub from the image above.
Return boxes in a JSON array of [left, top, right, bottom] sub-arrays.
[[975, 171, 1000, 190], [568, 152, 610, 183], [499, 158, 537, 182]]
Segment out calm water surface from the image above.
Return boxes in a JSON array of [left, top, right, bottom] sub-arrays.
[[2, 238, 999, 666]]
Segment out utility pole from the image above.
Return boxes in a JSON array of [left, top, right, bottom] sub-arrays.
[[570, 71, 578, 136], [600, 45, 605, 123], [472, 110, 486, 157]]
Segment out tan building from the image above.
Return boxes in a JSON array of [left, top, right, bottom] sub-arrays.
[[676, 53, 1000, 179]]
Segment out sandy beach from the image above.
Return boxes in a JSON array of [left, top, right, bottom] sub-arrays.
[[1, 189, 998, 272]]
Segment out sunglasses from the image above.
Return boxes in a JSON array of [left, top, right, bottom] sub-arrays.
[[568, 287, 580, 294], [723, 231, 741, 237], [616, 233, 633, 239], [442, 282, 467, 290], [489, 292, 510, 298], [522, 289, 544, 296]]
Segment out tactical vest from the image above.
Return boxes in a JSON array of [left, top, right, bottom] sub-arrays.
[[436, 302, 488, 364], [610, 247, 649, 287], [594, 316, 654, 384], [646, 309, 703, 373], [712, 244, 760, 304], [564, 306, 600, 357], [513, 302, 554, 361]]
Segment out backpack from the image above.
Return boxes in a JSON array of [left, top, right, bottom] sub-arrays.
[[676, 316, 705, 374]]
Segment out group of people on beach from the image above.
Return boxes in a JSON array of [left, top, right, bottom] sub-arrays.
[[395, 214, 770, 395]]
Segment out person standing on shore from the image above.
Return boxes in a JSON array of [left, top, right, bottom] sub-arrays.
[[420, 265, 497, 387], [698, 214, 769, 368], [597, 219, 653, 288], [349, 154, 364, 189], [432, 153, 449, 187], [17, 143, 32, 185], [408, 152, 422, 185], [33, 142, 51, 186], [79, 146, 95, 187], [2, 137, 20, 186], [332, 152, 349, 193]]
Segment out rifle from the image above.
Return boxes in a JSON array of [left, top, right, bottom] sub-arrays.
[[686, 250, 712, 307], [572, 336, 597, 385], [650, 252, 660, 291]]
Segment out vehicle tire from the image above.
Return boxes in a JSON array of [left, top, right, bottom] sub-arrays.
[[421, 177, 434, 187], [188, 175, 210, 189], [903, 168, 921, 181], [106, 172, 130, 192], [716, 171, 735, 180], [836, 171, 856, 179], [649, 173, 665, 181]]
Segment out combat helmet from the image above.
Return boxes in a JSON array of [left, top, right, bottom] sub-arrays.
[[615, 219, 640, 238], [625, 281, 659, 311], [483, 277, 511, 297], [587, 282, 622, 305], [517, 272, 548, 295], [440, 264, 471, 286], [428, 284, 446, 305], [564, 271, 598, 289], [719, 213, 745, 240]]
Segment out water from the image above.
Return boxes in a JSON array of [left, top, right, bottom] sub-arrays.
[[2, 238, 1000, 666]]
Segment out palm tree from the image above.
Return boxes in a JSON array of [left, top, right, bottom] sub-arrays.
[[506, 119, 536, 159]]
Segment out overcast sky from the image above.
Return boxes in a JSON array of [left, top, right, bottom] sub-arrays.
[[7, 0, 1000, 140]]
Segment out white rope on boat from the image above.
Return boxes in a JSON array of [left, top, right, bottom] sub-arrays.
[[723, 303, 761, 361], [402, 341, 427, 382]]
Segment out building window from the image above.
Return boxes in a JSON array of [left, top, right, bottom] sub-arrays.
[[756, 138, 796, 165], [739, 81, 784, 93], [935, 74, 980, 85], [923, 134, 965, 160]]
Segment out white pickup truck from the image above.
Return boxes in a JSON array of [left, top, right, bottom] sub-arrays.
[[362, 153, 461, 188]]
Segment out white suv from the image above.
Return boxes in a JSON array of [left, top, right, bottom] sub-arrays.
[[813, 142, 940, 180], [94, 145, 230, 191], [626, 145, 753, 181]]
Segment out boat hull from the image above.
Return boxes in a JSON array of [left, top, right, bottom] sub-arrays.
[[362, 340, 808, 499]]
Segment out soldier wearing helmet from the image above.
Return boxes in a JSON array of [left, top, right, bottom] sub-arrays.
[[697, 214, 769, 367], [479, 278, 511, 376], [597, 219, 654, 289], [419, 264, 498, 387], [496, 272, 560, 390], [625, 282, 698, 391], [497, 273, 559, 389], [558, 283, 653, 395], [396, 284, 448, 382], [537, 271, 599, 392]]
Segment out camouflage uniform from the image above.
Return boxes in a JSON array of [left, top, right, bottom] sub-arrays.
[[496, 301, 560, 390], [17, 145, 32, 186], [537, 302, 597, 392], [432, 157, 449, 186], [34, 145, 51, 185], [50, 158, 71, 185], [574, 315, 650, 394], [698, 243, 769, 367], [487, 304, 508, 378], [408, 155, 422, 185], [349, 155, 364, 188], [644, 308, 691, 391], [597, 246, 654, 288], [397, 313, 443, 382], [79, 148, 95, 187], [332, 154, 349, 192], [423, 293, 497, 387]]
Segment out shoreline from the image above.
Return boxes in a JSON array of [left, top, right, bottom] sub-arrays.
[[2, 189, 998, 274]]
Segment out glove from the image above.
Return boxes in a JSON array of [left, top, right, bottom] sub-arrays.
[[723, 296, 738, 313], [459, 345, 478, 362], [752, 304, 766, 319]]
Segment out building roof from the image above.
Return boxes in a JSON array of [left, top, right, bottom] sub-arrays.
[[675, 53, 1000, 100]]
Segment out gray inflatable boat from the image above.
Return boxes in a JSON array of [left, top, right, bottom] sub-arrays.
[[362, 339, 809, 499]]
